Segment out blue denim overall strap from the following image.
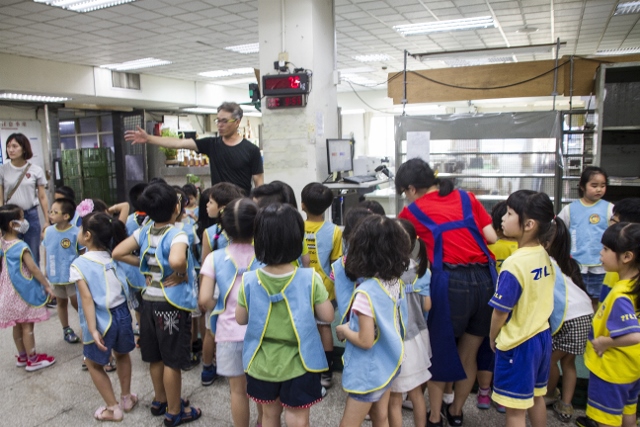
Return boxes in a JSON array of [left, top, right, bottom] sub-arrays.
[[407, 190, 497, 382]]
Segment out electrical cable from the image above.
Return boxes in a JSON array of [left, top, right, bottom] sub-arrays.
[[344, 72, 402, 88], [407, 60, 571, 90], [344, 81, 394, 115]]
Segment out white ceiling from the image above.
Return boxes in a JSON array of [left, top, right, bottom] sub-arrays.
[[0, 0, 638, 92]]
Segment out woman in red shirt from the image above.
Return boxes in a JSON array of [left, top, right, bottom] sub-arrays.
[[396, 158, 497, 427]]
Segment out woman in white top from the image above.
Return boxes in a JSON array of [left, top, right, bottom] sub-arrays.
[[0, 133, 49, 267]]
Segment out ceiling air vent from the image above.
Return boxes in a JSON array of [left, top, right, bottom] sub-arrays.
[[111, 71, 141, 90]]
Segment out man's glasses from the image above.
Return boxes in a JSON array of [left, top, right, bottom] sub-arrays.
[[215, 118, 237, 125]]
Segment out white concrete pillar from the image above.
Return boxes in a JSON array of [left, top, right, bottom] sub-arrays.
[[258, 0, 338, 203]]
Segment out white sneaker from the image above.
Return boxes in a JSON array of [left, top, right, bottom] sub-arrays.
[[25, 353, 56, 372]]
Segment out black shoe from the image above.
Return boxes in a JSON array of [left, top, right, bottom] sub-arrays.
[[575, 416, 598, 427], [426, 411, 443, 427], [445, 404, 463, 427], [192, 338, 202, 355], [46, 298, 57, 308]]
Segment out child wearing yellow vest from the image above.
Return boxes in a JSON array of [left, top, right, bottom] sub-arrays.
[[576, 222, 640, 427]]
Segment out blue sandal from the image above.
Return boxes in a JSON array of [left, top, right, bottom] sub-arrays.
[[163, 406, 202, 427], [150, 398, 190, 416]]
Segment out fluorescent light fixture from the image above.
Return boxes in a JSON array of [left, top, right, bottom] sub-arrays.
[[224, 43, 259, 54], [0, 92, 71, 102], [393, 16, 495, 36], [34, 0, 136, 13], [614, 1, 640, 15], [443, 56, 514, 67], [199, 68, 255, 78], [596, 47, 640, 55], [353, 54, 392, 62], [412, 42, 566, 61], [101, 57, 172, 71]]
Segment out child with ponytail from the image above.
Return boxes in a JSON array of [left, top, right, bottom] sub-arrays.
[[71, 212, 137, 421], [541, 216, 593, 422], [489, 190, 556, 427]]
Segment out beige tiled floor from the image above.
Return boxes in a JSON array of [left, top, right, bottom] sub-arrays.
[[1, 307, 588, 426]]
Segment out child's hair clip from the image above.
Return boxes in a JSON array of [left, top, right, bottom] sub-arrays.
[[77, 199, 94, 217]]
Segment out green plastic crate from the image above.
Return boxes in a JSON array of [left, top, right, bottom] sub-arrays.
[[61, 161, 82, 178], [62, 149, 82, 164], [82, 176, 116, 205], [82, 148, 116, 178]]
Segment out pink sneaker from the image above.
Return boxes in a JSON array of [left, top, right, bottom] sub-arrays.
[[25, 354, 56, 372], [15, 355, 27, 367], [477, 393, 491, 410]]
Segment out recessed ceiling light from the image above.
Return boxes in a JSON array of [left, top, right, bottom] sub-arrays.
[[393, 16, 495, 36], [100, 58, 172, 71], [33, 0, 136, 13], [516, 26, 539, 33], [353, 54, 392, 62], [0, 92, 71, 102], [596, 47, 640, 55], [224, 43, 259, 54], [199, 68, 255, 78], [614, 1, 640, 15]]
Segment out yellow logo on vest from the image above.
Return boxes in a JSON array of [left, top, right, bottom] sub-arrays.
[[589, 214, 601, 224], [60, 238, 72, 249]]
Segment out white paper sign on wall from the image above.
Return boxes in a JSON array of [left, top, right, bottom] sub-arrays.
[[0, 120, 45, 171]]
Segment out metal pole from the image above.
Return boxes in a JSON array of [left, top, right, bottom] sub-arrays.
[[402, 49, 408, 116], [569, 55, 574, 111], [552, 37, 561, 111], [554, 111, 563, 213]]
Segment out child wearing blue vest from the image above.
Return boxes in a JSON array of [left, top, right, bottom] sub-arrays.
[[389, 219, 432, 427], [489, 190, 557, 427], [175, 187, 203, 371], [182, 183, 199, 223], [201, 182, 244, 264], [332, 206, 376, 328], [113, 182, 202, 426], [335, 215, 409, 427], [236, 203, 334, 427], [125, 183, 149, 236], [71, 212, 137, 422], [540, 219, 593, 422], [0, 204, 55, 371], [43, 197, 81, 344], [575, 222, 640, 427], [558, 166, 614, 309], [54, 186, 82, 227], [200, 198, 262, 427], [301, 182, 343, 389]]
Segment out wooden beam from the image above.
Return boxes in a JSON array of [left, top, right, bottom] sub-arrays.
[[388, 55, 640, 104]]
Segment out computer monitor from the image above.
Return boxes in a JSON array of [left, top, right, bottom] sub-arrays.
[[327, 138, 354, 175]]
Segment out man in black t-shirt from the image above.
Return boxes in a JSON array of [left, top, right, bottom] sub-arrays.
[[125, 102, 263, 194]]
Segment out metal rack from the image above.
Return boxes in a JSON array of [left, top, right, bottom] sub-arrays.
[[394, 112, 563, 214], [594, 62, 640, 200]]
